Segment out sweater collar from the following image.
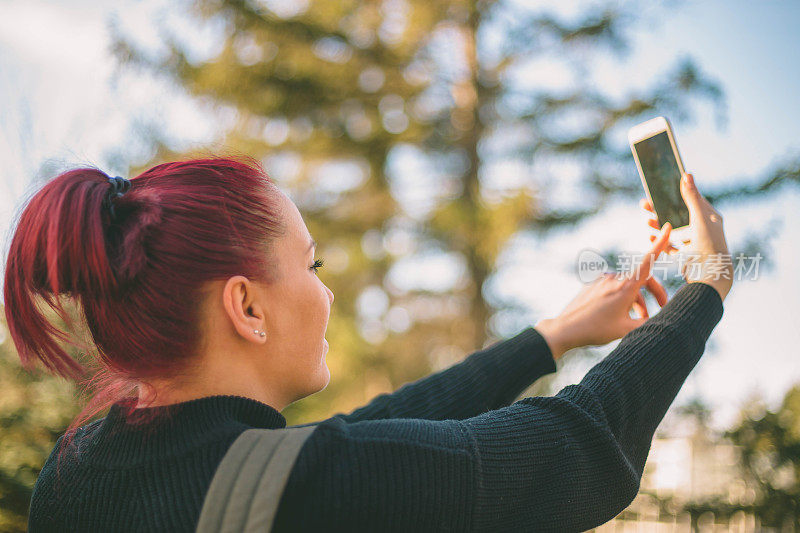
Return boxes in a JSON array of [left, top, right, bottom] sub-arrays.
[[83, 395, 287, 465], [109, 394, 288, 430]]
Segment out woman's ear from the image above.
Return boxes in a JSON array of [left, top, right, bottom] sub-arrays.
[[222, 276, 267, 342]]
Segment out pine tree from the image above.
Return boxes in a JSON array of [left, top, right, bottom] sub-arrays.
[[111, 0, 798, 421]]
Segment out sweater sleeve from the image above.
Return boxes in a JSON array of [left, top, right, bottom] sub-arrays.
[[273, 282, 723, 533], [333, 326, 557, 422]]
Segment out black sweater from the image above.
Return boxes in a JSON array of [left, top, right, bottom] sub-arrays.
[[28, 282, 723, 532]]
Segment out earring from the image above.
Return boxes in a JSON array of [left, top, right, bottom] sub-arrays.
[[253, 329, 265, 338]]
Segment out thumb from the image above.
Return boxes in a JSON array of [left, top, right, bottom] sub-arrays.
[[680, 172, 702, 218]]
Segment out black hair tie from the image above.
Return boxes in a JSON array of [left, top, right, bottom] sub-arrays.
[[102, 176, 132, 221]]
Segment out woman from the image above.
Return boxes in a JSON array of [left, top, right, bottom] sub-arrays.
[[4, 157, 730, 532]]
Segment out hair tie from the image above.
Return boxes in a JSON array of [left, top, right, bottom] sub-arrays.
[[102, 176, 132, 221]]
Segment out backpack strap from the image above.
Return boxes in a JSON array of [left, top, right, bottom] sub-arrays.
[[196, 425, 317, 533]]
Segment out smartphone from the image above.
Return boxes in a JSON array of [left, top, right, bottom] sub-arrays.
[[628, 116, 691, 244]]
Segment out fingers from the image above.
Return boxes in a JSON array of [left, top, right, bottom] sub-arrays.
[[642, 197, 677, 251], [648, 233, 678, 253], [680, 173, 704, 220], [644, 274, 668, 307], [681, 172, 723, 224], [633, 222, 671, 285], [631, 290, 648, 319]]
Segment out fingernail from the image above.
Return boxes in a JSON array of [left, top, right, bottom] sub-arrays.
[[686, 173, 694, 187]]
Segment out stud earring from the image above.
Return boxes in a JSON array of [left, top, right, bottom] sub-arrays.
[[253, 329, 265, 338]]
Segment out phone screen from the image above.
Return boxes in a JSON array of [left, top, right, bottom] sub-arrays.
[[633, 131, 690, 229]]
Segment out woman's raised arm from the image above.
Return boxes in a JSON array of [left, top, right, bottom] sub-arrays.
[[333, 326, 557, 422], [274, 173, 730, 531], [333, 208, 675, 424], [274, 281, 723, 532]]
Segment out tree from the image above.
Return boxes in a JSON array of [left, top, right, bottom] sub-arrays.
[[2, 2, 797, 530], [666, 387, 800, 530], [114, 0, 795, 423], [0, 302, 82, 531], [718, 386, 800, 529]]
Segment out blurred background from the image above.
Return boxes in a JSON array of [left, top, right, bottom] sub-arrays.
[[1, 0, 798, 531]]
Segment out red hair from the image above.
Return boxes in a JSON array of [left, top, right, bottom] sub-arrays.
[[3, 157, 286, 449]]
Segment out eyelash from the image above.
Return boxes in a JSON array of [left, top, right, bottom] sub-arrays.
[[310, 258, 324, 273]]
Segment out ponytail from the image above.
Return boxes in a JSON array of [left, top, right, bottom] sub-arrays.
[[3, 168, 130, 379], [3, 157, 286, 450]]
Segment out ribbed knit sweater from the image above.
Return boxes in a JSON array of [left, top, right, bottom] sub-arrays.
[[28, 281, 723, 532]]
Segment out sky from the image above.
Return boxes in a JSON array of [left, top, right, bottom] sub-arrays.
[[0, 0, 798, 430]]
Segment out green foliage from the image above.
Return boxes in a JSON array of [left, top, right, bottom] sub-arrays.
[[112, 0, 749, 424], [724, 386, 800, 528], [675, 387, 800, 529], [3, 0, 798, 527], [0, 305, 81, 532]]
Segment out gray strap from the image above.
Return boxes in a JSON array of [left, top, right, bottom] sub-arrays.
[[196, 425, 317, 533]]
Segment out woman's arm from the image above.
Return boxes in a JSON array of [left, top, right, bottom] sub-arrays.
[[332, 222, 672, 424], [334, 326, 557, 422], [328, 170, 721, 427], [274, 282, 723, 532]]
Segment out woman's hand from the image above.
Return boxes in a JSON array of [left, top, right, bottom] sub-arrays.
[[535, 224, 673, 359], [641, 172, 733, 302]]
